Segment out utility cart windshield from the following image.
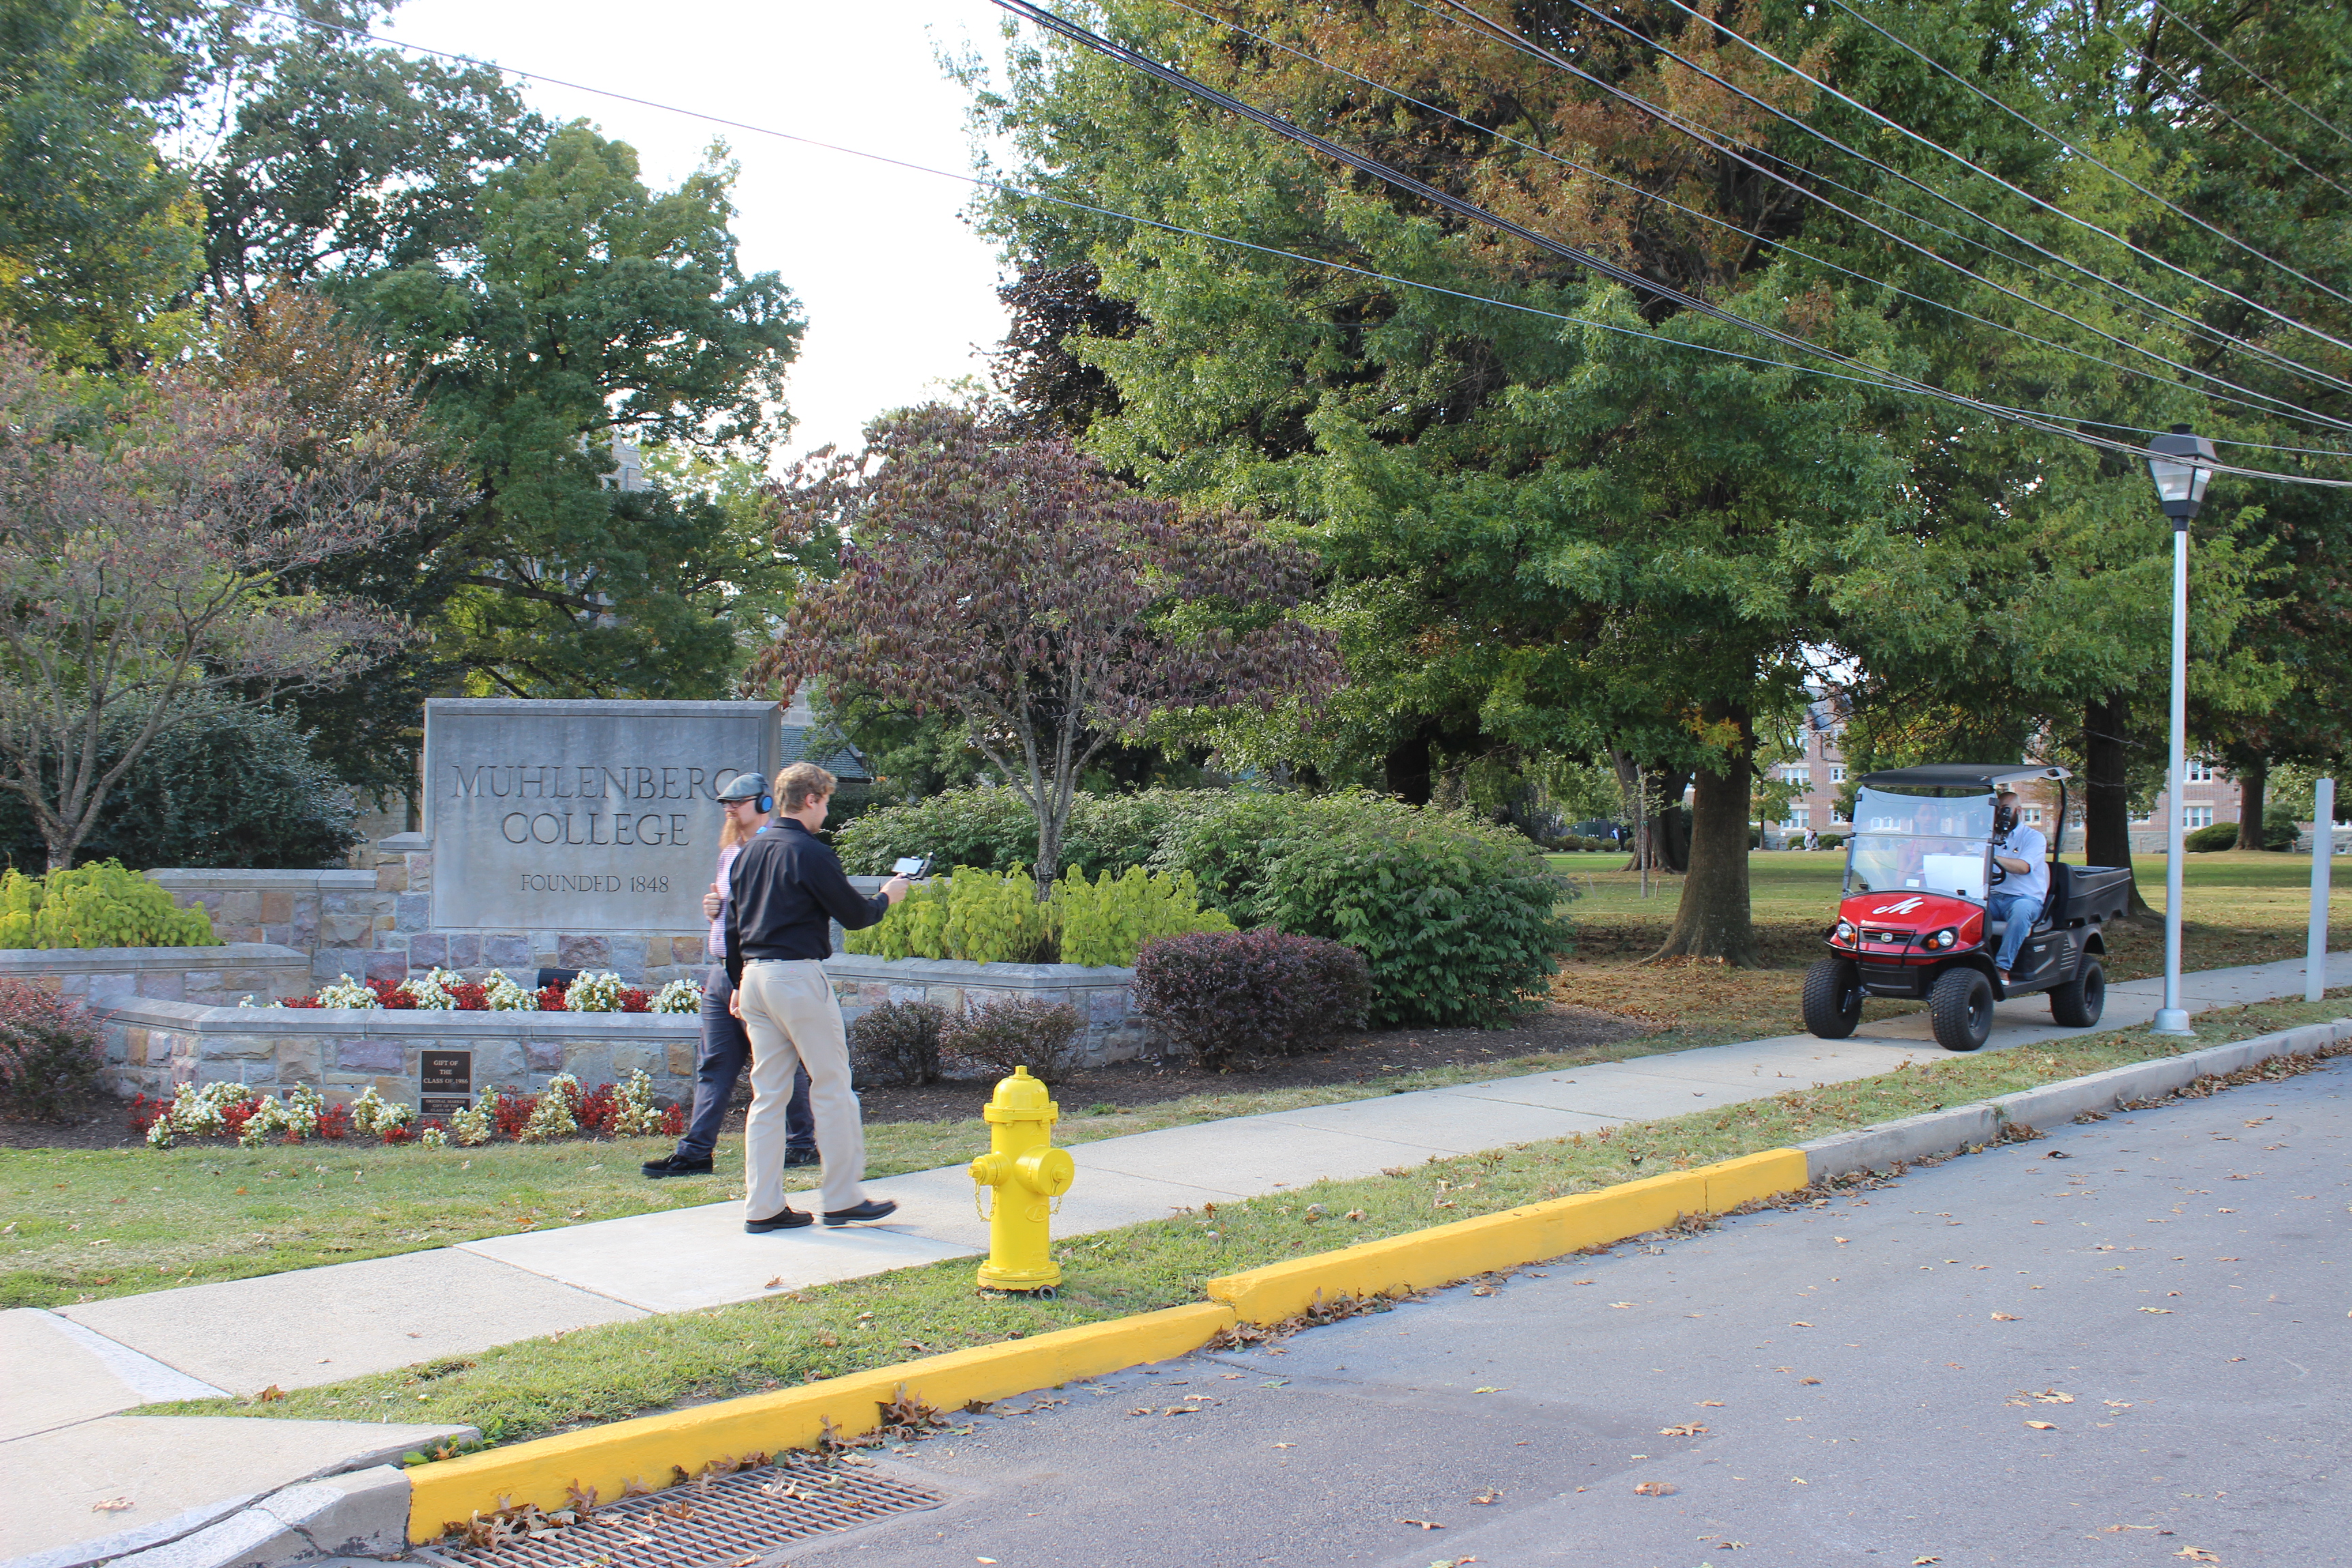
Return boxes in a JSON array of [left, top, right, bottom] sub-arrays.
[[1845, 785, 1996, 900]]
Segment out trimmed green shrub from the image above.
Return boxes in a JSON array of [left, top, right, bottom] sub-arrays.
[[847, 1000, 945, 1087], [0, 862, 220, 949], [0, 979, 106, 1119], [1160, 791, 1570, 1028], [0, 696, 359, 871], [2184, 820, 2240, 853], [1051, 865, 1233, 966], [941, 998, 1084, 1083], [833, 787, 1231, 879], [1134, 930, 1372, 1068], [843, 864, 1229, 967]]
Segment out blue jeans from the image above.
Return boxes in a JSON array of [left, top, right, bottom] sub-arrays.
[[676, 964, 811, 1158], [1987, 890, 2040, 974]]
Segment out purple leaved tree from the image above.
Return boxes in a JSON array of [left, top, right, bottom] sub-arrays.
[[0, 332, 429, 870], [763, 405, 1337, 896]]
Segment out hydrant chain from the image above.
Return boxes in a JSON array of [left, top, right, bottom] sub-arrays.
[[968, 1066, 1070, 1293]]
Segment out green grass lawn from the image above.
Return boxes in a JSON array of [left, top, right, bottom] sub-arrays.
[[163, 987, 2348, 1448], [7, 850, 2339, 1311]]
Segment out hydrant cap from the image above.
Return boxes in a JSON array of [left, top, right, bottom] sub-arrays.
[[985, 1064, 1057, 1120]]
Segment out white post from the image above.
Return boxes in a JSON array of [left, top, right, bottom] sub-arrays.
[[2153, 526, 2194, 1036], [2311, 777, 2336, 1005]]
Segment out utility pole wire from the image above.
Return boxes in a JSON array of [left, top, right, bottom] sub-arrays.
[[2153, 0, 2352, 150]]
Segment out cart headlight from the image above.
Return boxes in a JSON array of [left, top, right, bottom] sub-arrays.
[[1921, 926, 1960, 951], [1833, 920, 1857, 945]]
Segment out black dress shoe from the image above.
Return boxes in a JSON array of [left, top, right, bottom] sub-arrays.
[[823, 1198, 898, 1227], [745, 1207, 813, 1232], [783, 1147, 820, 1168], [642, 1152, 713, 1179]]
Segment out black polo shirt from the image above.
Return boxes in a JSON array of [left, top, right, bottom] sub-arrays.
[[722, 819, 889, 984]]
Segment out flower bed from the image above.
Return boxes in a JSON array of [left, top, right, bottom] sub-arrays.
[[272, 968, 701, 1014], [130, 1069, 683, 1149]]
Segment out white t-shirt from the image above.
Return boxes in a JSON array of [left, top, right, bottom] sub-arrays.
[[1995, 823, 2048, 903]]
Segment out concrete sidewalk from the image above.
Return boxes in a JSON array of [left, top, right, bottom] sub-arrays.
[[9, 949, 2342, 1567]]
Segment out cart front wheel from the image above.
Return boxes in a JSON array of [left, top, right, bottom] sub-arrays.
[[1929, 967, 1995, 1052], [1801, 958, 1865, 1039]]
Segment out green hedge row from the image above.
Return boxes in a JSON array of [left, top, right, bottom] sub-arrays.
[[838, 788, 1571, 1028]]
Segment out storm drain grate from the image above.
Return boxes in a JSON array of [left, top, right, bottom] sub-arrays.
[[415, 1455, 945, 1568]]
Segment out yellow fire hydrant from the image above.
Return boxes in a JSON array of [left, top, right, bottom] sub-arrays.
[[970, 1066, 1076, 1293]]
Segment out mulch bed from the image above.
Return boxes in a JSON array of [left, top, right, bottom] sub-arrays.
[[0, 1002, 1652, 1151]]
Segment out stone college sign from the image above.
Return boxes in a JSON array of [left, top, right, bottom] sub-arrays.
[[423, 698, 782, 933]]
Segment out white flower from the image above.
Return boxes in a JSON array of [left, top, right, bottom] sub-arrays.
[[481, 970, 536, 1011], [651, 977, 702, 1014], [520, 1075, 581, 1141], [608, 1068, 666, 1136], [418, 1123, 449, 1148], [314, 974, 378, 1009], [564, 970, 625, 1013], [410, 968, 466, 1011], [348, 1085, 413, 1136]]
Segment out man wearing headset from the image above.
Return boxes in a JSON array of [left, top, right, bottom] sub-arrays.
[[640, 770, 817, 1180]]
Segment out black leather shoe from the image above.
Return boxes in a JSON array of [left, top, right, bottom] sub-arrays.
[[783, 1147, 820, 1168], [642, 1152, 713, 1179], [745, 1207, 813, 1232], [823, 1198, 898, 1227]]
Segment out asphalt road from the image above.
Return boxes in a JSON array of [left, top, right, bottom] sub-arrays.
[[796, 1056, 2350, 1568]]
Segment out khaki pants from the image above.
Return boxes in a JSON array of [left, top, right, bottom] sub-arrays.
[[738, 960, 866, 1218]]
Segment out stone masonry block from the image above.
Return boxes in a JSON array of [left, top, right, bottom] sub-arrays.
[[318, 913, 374, 946], [666, 1041, 696, 1076], [606, 935, 648, 977], [406, 851, 434, 894], [135, 969, 186, 1002], [557, 934, 610, 969], [261, 924, 293, 948], [672, 936, 707, 966], [85, 970, 138, 1002], [259, 890, 293, 926], [199, 1033, 272, 1062], [408, 932, 448, 969], [363, 949, 409, 984], [218, 891, 263, 925], [338, 1037, 401, 1072], [122, 1026, 149, 1065], [312, 949, 365, 983], [394, 893, 431, 932], [180, 970, 225, 1004], [523, 1038, 563, 1071], [446, 933, 481, 968], [483, 934, 532, 969], [375, 863, 408, 894], [274, 1040, 321, 1084]]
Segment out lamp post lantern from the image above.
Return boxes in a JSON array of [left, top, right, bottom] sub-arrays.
[[2145, 424, 2215, 1037]]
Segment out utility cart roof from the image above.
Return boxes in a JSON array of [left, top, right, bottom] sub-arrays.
[[1856, 764, 2072, 791]]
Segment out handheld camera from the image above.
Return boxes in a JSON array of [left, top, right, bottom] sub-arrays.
[[891, 855, 933, 880]]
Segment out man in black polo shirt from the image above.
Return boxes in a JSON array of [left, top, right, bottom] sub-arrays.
[[724, 761, 909, 1232]]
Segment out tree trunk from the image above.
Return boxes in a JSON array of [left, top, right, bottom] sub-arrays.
[[1384, 726, 1435, 806], [2233, 757, 2268, 850], [2082, 693, 2158, 921], [1648, 713, 1760, 965], [1610, 752, 1692, 874]]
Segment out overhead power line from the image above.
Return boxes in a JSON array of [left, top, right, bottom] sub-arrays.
[[2140, 53, 2352, 202], [2153, 0, 2352, 150], [233, 4, 2352, 480], [1447, 0, 2352, 391], [1159, 0, 2352, 441], [1814, 0, 2352, 310], [992, 0, 2352, 486], [1403, 0, 2352, 410]]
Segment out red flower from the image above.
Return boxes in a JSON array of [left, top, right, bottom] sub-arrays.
[[281, 995, 325, 1009], [380, 1123, 414, 1145], [446, 982, 489, 1011], [618, 988, 651, 1013], [536, 982, 568, 1012], [317, 1103, 353, 1140]]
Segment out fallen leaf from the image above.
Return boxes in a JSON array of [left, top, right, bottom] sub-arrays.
[[1833, 1236, 1849, 1244], [1799, 1377, 1823, 1386], [2140, 1307, 2174, 1314], [2174, 1550, 2221, 1563], [1471, 1285, 1496, 1296], [1632, 1482, 1676, 1496], [1660, 1422, 1708, 1437], [1791, 1320, 1814, 1328], [1272, 1443, 1296, 1449], [256, 1384, 284, 1403], [1790, 1477, 1808, 1485], [1471, 1489, 1501, 1504], [1699, 1400, 1725, 1407], [2026, 1420, 2058, 1431], [1991, 1312, 2021, 1321], [1914, 1558, 1942, 1565], [1610, 1301, 1635, 1309], [91, 1497, 133, 1513], [1399, 1518, 1445, 1529], [233, 1187, 247, 1194], [1128, 1407, 1154, 1417], [1342, 1208, 1366, 1221], [763, 1277, 783, 1290], [1471, 1386, 1504, 1394]]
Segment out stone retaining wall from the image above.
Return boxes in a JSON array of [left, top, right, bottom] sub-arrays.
[[101, 998, 702, 1108], [824, 954, 1149, 1067], [0, 943, 312, 1007]]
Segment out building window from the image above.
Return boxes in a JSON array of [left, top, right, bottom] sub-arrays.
[[1784, 804, 1810, 829], [2185, 759, 2216, 783], [2022, 805, 2044, 826], [1780, 765, 1809, 785], [1828, 764, 1846, 783], [2131, 806, 2156, 824], [2184, 806, 2214, 830]]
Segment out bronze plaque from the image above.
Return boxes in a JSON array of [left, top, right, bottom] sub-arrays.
[[421, 1049, 472, 1117]]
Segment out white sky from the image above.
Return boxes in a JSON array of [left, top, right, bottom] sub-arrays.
[[380, 0, 1017, 462]]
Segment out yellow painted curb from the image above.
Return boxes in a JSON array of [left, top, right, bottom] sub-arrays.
[[404, 1301, 1235, 1541], [1204, 1147, 1809, 1324]]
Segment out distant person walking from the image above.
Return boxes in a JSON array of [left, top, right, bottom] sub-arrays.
[[1805, 827, 1820, 853], [725, 762, 909, 1232], [641, 772, 815, 1181]]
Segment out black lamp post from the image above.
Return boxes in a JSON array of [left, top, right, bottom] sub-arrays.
[[2144, 424, 2215, 1036]]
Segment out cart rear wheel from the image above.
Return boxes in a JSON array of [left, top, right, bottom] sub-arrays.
[[1801, 958, 1865, 1039], [1929, 967, 1995, 1051], [2048, 957, 2106, 1028]]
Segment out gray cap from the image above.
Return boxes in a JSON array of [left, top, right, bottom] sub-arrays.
[[715, 771, 770, 802]]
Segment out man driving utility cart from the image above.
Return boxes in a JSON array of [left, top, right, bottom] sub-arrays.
[[1801, 765, 2135, 1053]]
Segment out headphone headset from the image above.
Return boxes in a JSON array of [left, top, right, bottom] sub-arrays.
[[755, 788, 774, 814]]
